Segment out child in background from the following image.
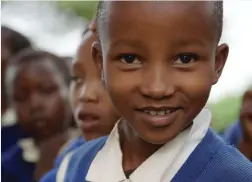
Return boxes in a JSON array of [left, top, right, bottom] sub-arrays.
[[40, 20, 120, 181], [44, 1, 252, 182], [54, 21, 120, 166], [71, 25, 120, 141], [1, 26, 32, 117], [1, 26, 32, 153], [2, 49, 72, 182], [223, 87, 252, 161]]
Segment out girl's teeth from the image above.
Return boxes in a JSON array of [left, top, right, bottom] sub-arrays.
[[165, 110, 171, 114], [145, 110, 171, 116], [158, 111, 165, 116], [150, 111, 157, 116]]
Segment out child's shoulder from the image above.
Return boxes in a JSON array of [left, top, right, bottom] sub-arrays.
[[173, 129, 252, 182], [2, 144, 23, 169], [68, 136, 108, 167], [1, 123, 27, 153], [40, 136, 107, 182], [199, 130, 252, 181], [56, 136, 108, 182], [200, 141, 252, 181], [2, 144, 36, 182], [55, 136, 86, 167]]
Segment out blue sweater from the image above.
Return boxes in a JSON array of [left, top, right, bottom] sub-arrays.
[[1, 124, 28, 153], [2, 136, 85, 182], [54, 136, 85, 168], [222, 121, 243, 147], [41, 129, 252, 182], [2, 144, 36, 182], [39, 136, 85, 182]]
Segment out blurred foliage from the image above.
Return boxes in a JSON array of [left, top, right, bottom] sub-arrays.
[[210, 95, 242, 132], [57, 1, 98, 20]]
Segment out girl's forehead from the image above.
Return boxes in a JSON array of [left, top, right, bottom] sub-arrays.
[[19, 59, 58, 73], [72, 32, 96, 67], [15, 59, 64, 83]]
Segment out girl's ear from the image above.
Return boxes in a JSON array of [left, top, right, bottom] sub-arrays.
[[92, 41, 104, 81], [212, 43, 229, 85]]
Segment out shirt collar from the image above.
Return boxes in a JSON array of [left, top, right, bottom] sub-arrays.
[[1, 108, 17, 126], [86, 109, 211, 182], [19, 138, 40, 163]]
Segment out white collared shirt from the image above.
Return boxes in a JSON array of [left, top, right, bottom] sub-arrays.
[[1, 108, 17, 126], [19, 138, 40, 163], [86, 109, 211, 182]]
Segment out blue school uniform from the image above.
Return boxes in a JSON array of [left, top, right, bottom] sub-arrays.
[[222, 120, 243, 146], [41, 129, 252, 182], [2, 144, 36, 182], [39, 169, 57, 182], [54, 136, 85, 167], [1, 124, 27, 153], [39, 136, 85, 182]]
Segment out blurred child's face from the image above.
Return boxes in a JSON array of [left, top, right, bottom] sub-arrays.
[[93, 2, 228, 144], [240, 88, 252, 139], [12, 60, 70, 141], [70, 31, 120, 141], [1, 38, 11, 113], [1, 38, 11, 62]]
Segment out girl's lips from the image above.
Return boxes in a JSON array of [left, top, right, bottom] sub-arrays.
[[135, 107, 182, 128], [77, 111, 101, 131]]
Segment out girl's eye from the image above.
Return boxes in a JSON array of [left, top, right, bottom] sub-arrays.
[[71, 76, 83, 85], [40, 85, 56, 94], [120, 54, 141, 64], [173, 54, 199, 65]]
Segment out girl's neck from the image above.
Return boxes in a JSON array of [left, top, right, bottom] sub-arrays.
[[34, 131, 69, 181], [35, 130, 68, 147], [119, 121, 163, 172], [118, 120, 193, 173]]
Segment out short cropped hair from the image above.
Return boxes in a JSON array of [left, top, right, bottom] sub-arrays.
[[82, 18, 97, 37], [6, 49, 71, 88], [82, 26, 90, 37], [96, 1, 223, 42]]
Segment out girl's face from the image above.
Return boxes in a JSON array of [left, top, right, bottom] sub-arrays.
[[12, 59, 71, 141], [240, 88, 252, 140], [1, 37, 12, 113], [70, 31, 120, 141], [93, 2, 228, 144]]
